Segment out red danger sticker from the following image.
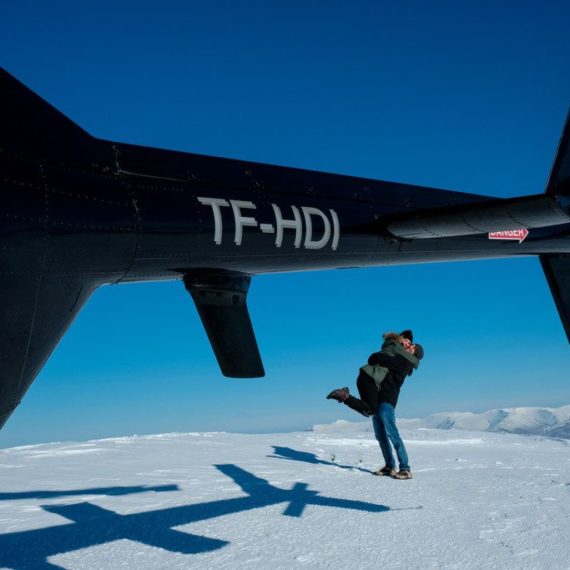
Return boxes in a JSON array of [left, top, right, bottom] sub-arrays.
[[488, 229, 529, 243]]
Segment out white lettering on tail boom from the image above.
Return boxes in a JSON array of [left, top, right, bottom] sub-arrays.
[[198, 197, 340, 250], [488, 229, 529, 243]]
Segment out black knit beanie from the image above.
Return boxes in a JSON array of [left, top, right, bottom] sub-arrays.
[[399, 330, 413, 342]]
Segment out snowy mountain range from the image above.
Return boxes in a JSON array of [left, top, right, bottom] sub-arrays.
[[314, 404, 570, 439], [414, 405, 570, 438]]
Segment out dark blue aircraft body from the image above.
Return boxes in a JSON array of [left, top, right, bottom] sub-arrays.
[[1, 68, 569, 429]]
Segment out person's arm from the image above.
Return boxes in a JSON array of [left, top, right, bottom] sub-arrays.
[[367, 351, 412, 376]]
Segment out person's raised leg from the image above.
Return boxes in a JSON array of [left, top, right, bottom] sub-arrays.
[[340, 371, 380, 416], [356, 371, 379, 414], [326, 372, 375, 417]]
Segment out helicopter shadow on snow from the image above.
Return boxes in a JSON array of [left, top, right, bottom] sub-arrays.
[[0, 484, 179, 502], [0, 463, 393, 569]]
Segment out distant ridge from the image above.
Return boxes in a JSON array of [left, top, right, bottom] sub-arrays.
[[419, 405, 570, 438], [313, 404, 570, 439]]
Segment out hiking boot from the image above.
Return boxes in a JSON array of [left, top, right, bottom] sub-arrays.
[[372, 465, 396, 477], [326, 387, 349, 403], [392, 469, 412, 480]]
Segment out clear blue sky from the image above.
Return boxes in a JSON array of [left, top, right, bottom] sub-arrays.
[[1, 0, 569, 447]]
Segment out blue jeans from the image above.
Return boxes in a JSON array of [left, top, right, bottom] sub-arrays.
[[372, 402, 410, 471]]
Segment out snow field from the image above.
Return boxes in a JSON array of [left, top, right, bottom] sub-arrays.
[[0, 426, 569, 569]]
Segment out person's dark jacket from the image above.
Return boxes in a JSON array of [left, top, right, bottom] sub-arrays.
[[367, 344, 424, 408]]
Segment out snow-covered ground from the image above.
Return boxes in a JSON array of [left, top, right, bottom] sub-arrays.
[[1, 423, 569, 569]]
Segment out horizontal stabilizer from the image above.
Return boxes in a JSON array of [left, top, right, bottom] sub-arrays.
[[540, 255, 570, 342], [184, 271, 265, 378], [384, 193, 570, 240]]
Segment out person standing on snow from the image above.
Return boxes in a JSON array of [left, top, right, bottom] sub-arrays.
[[327, 330, 424, 480]]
